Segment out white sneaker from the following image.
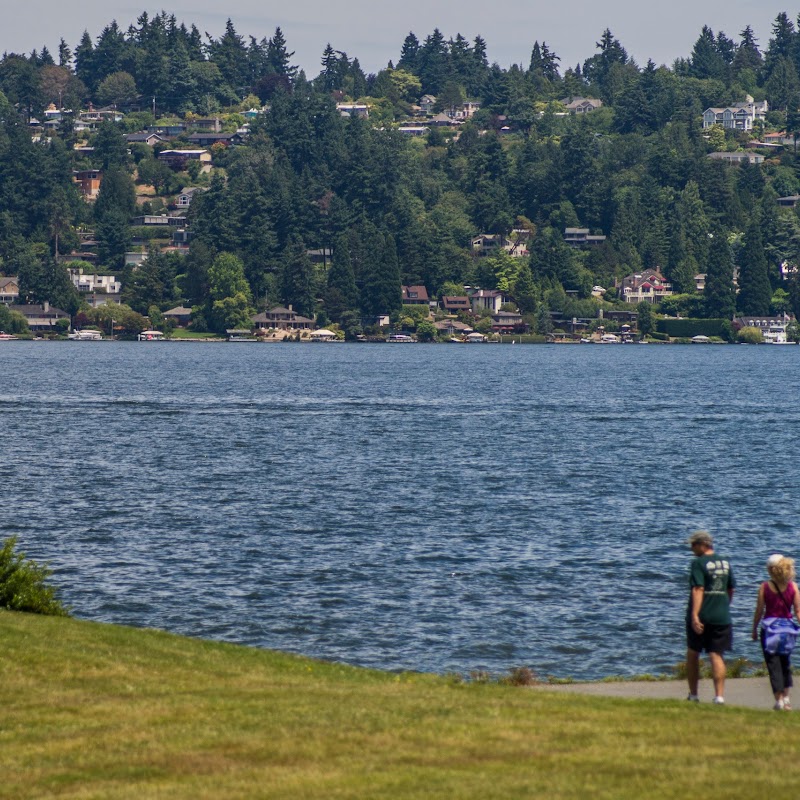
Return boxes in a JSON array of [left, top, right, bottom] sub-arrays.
[[774, 700, 785, 711], [713, 696, 725, 705]]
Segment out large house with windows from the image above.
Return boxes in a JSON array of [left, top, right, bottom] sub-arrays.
[[702, 96, 768, 131], [620, 269, 673, 304]]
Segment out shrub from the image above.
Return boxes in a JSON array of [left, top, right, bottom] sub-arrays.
[[737, 326, 764, 344], [0, 537, 69, 616], [503, 666, 539, 686]]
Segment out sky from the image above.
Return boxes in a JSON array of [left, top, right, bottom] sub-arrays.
[[1, 0, 795, 77]]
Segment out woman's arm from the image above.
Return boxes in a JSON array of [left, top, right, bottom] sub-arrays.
[[752, 583, 766, 640], [792, 581, 800, 623]]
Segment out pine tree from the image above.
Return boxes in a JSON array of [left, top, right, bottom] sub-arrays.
[[327, 233, 358, 308], [280, 235, 314, 317], [704, 229, 736, 319], [736, 217, 772, 315]]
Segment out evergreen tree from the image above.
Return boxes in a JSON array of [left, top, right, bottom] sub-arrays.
[[267, 27, 297, 79], [398, 33, 420, 73], [736, 217, 772, 315], [733, 25, 762, 74], [689, 26, 727, 81], [704, 229, 736, 319], [327, 233, 358, 310], [279, 235, 314, 317]]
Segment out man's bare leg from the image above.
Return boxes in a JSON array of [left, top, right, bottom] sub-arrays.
[[709, 652, 726, 699], [686, 648, 701, 696]]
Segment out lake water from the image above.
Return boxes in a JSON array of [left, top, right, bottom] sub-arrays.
[[2, 341, 799, 680]]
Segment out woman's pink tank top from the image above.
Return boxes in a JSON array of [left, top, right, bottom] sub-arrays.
[[764, 582, 796, 619]]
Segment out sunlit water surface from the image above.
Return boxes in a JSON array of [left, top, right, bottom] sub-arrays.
[[2, 341, 798, 679]]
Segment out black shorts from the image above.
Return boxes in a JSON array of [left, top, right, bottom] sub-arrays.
[[686, 621, 732, 654]]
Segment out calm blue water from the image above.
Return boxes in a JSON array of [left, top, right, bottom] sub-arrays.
[[1, 341, 799, 679]]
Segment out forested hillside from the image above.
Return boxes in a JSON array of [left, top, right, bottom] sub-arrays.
[[2, 11, 800, 337]]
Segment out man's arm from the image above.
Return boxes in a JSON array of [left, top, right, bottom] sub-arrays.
[[691, 585, 705, 634]]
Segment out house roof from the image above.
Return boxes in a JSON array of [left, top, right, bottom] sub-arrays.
[[163, 306, 192, 316], [402, 285, 430, 301], [0, 276, 18, 289], [10, 304, 68, 317]]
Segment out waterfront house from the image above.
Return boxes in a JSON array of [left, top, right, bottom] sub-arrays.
[[0, 277, 19, 305], [777, 195, 800, 208], [163, 306, 193, 327], [733, 316, 791, 342], [434, 319, 474, 336], [252, 306, 314, 331], [10, 302, 69, 331], [491, 310, 527, 333]]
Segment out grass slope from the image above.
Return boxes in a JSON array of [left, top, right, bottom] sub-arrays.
[[2, 610, 799, 799]]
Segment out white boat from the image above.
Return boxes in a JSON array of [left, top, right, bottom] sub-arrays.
[[68, 330, 103, 341], [386, 333, 414, 343], [0, 332, 17, 341], [600, 333, 620, 344], [137, 330, 165, 341]]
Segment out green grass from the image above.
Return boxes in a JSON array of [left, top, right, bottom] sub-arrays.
[[167, 329, 222, 340], [3, 611, 800, 799]]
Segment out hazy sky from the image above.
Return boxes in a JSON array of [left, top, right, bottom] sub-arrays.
[[2, 0, 795, 76]]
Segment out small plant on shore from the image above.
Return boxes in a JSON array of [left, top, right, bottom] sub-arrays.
[[0, 536, 69, 616], [502, 666, 539, 686]]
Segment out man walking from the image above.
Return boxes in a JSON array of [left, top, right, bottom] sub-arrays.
[[686, 530, 735, 704]]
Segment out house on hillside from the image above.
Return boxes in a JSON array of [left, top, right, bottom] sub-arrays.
[[176, 188, 205, 209], [158, 150, 212, 171], [470, 289, 505, 314], [419, 95, 436, 116], [491, 310, 527, 333], [560, 97, 603, 114], [707, 151, 765, 165], [441, 296, 471, 314], [0, 277, 19, 305], [336, 103, 369, 118], [619, 269, 673, 304], [702, 96, 768, 131], [402, 285, 430, 306], [564, 228, 607, 247], [124, 132, 164, 146], [187, 132, 243, 148], [73, 169, 102, 199]]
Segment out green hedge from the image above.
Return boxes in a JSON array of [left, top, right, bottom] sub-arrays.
[[655, 318, 728, 338]]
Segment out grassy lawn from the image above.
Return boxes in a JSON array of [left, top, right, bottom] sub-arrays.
[[167, 329, 222, 340], [3, 611, 799, 799]]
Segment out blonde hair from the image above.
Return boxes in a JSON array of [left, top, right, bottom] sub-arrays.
[[769, 557, 796, 584]]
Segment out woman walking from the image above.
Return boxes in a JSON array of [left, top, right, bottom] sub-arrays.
[[752, 555, 800, 710]]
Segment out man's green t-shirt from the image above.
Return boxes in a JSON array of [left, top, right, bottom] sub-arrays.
[[688, 554, 735, 625]]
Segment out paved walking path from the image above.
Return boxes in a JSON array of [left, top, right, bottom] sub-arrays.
[[535, 677, 778, 710]]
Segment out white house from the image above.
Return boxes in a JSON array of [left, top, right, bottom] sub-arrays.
[[702, 95, 768, 131]]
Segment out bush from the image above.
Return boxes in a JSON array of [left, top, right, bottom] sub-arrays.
[[737, 326, 764, 344], [0, 537, 69, 616]]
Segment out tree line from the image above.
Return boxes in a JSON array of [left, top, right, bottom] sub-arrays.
[[2, 12, 800, 334]]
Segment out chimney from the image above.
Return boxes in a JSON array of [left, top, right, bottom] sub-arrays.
[[288, 304, 293, 312], [43, 301, 49, 312]]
